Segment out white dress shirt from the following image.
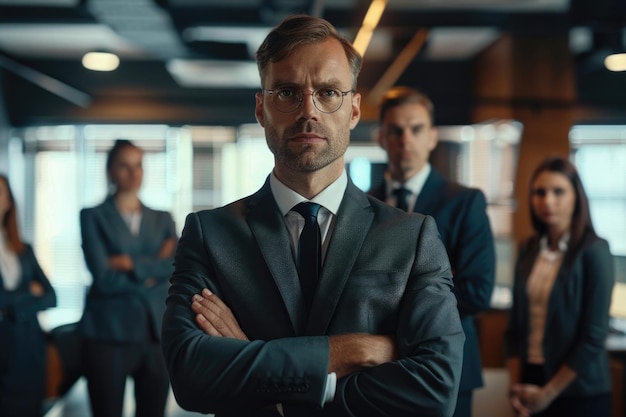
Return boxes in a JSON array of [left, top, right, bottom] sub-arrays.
[[384, 163, 431, 212], [269, 170, 347, 408]]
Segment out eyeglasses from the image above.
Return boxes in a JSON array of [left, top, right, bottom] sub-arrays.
[[262, 87, 353, 114]]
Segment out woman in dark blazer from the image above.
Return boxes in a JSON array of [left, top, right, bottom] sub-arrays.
[[0, 174, 57, 417], [78, 140, 177, 417], [505, 156, 614, 417]]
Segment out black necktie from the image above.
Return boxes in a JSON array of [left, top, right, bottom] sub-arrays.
[[393, 187, 410, 211], [292, 202, 321, 312]]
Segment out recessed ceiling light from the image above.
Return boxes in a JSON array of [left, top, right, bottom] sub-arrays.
[[82, 51, 119, 71], [605, 53, 626, 72]]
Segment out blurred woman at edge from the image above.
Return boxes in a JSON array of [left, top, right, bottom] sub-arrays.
[[505, 156, 615, 417], [78, 140, 177, 417], [0, 174, 57, 417]]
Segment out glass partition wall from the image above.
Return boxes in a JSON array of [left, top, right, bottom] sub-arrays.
[[5, 119, 522, 329]]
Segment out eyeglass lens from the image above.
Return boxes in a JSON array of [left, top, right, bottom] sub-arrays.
[[269, 88, 348, 113]]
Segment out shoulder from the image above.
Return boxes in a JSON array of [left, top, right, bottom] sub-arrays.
[[579, 234, 611, 257], [142, 205, 173, 219], [444, 180, 486, 203], [187, 195, 253, 223], [81, 198, 110, 215]]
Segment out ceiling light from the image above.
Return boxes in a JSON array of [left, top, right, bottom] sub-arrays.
[[604, 53, 626, 72], [353, 0, 388, 56], [82, 51, 119, 71]]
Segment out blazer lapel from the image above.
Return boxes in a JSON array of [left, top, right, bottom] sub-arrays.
[[414, 169, 445, 214], [305, 181, 374, 335], [247, 180, 308, 334]]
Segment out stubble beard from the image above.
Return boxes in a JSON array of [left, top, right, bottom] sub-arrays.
[[265, 121, 349, 173]]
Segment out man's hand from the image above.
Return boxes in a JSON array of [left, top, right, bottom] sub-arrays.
[[329, 333, 398, 378], [192, 289, 249, 341]]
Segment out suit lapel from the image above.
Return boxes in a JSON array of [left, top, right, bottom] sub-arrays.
[[305, 181, 374, 335], [246, 180, 308, 334], [414, 169, 445, 214]]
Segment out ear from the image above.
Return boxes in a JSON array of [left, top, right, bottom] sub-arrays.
[[349, 92, 361, 130], [255, 92, 265, 127], [428, 127, 439, 151]]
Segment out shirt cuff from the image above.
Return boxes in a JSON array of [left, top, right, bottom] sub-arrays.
[[276, 372, 336, 416], [323, 372, 337, 404]]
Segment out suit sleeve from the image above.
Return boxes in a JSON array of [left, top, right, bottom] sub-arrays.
[[451, 190, 496, 317], [1, 245, 56, 322], [162, 212, 331, 415], [285, 216, 465, 417], [80, 208, 140, 295], [565, 239, 615, 373]]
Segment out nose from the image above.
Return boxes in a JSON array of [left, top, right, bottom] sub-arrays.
[[398, 128, 413, 144], [297, 90, 319, 118]]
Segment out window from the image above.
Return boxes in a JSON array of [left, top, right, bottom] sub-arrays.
[[570, 124, 626, 318]]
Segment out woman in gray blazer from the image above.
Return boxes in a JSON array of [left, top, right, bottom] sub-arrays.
[[505, 156, 614, 417], [78, 140, 177, 417], [0, 174, 57, 417]]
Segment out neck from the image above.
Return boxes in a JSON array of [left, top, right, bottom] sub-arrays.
[[274, 160, 343, 200], [114, 191, 141, 213], [389, 164, 424, 183], [547, 228, 568, 250]]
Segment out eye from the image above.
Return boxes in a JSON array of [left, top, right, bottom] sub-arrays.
[[410, 125, 423, 135], [319, 88, 339, 98], [276, 87, 298, 98], [533, 188, 546, 197], [553, 187, 566, 196], [383, 125, 401, 137]]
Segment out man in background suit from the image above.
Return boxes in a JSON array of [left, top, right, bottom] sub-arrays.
[[369, 86, 496, 417], [162, 14, 464, 417]]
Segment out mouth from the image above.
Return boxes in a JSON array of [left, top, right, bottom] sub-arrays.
[[288, 133, 326, 143]]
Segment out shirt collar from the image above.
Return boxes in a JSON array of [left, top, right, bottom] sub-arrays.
[[385, 163, 431, 199], [270, 170, 347, 216]]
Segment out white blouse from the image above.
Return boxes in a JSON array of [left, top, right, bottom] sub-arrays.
[[0, 232, 21, 291]]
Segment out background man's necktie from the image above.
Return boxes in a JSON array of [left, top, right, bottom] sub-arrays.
[[292, 202, 321, 312], [393, 187, 410, 211]]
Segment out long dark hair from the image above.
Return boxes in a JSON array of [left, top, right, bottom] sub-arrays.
[[528, 156, 595, 250], [0, 174, 25, 253]]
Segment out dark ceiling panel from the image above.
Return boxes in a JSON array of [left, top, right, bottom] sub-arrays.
[[0, 0, 625, 127]]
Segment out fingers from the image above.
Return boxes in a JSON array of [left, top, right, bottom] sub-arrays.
[[29, 281, 44, 296], [191, 289, 249, 341], [509, 385, 531, 417]]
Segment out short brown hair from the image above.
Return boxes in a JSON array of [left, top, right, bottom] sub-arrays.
[[256, 14, 362, 90], [379, 86, 435, 125]]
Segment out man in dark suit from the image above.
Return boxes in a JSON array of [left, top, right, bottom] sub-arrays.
[[369, 86, 496, 417], [162, 15, 464, 417]]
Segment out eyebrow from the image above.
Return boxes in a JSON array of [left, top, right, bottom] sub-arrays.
[[269, 78, 347, 89]]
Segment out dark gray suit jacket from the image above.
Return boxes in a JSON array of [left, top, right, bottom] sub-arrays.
[[162, 177, 465, 417], [78, 196, 176, 343], [505, 232, 614, 397], [369, 168, 496, 393]]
